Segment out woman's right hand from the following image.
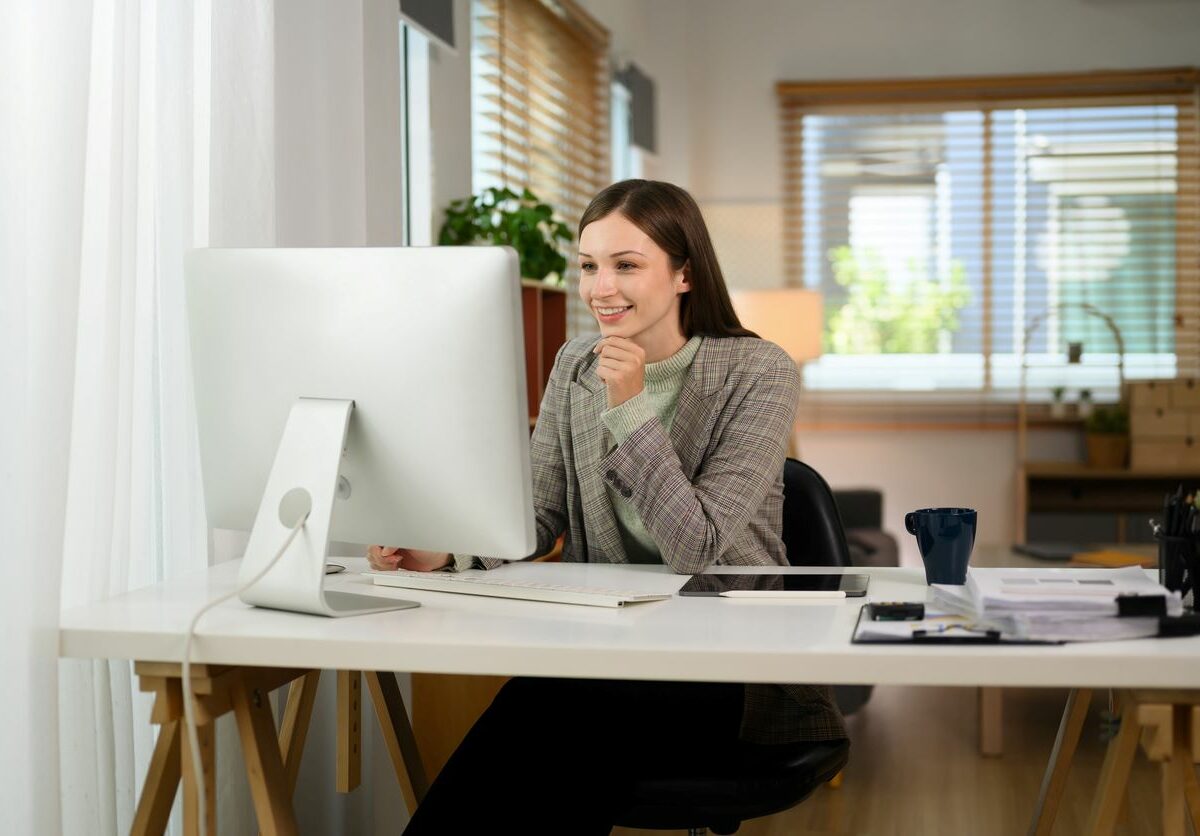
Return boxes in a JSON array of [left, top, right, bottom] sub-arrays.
[[367, 546, 452, 572]]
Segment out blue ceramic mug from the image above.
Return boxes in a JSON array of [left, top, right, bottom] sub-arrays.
[[905, 507, 977, 585]]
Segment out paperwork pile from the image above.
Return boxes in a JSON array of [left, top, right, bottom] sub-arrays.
[[931, 566, 1182, 642]]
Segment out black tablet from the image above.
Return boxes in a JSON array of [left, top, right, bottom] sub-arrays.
[[678, 573, 870, 597]]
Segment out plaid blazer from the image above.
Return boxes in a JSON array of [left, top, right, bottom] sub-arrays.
[[477, 334, 847, 744]]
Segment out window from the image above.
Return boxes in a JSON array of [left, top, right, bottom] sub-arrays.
[[471, 0, 610, 336], [611, 79, 640, 182], [400, 22, 432, 245], [779, 70, 1200, 400]]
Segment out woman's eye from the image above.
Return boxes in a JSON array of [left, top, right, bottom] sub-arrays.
[[617, 262, 635, 271], [580, 262, 596, 272]]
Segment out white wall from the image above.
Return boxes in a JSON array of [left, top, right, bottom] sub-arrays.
[[578, 0, 692, 185], [655, 0, 1200, 563], [428, 0, 474, 236]]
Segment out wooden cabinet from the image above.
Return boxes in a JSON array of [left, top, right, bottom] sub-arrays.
[[1017, 379, 1200, 542], [521, 280, 567, 420], [1129, 380, 1200, 469], [412, 674, 508, 780]]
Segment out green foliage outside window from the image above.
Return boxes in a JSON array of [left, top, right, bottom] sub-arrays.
[[824, 246, 971, 354]]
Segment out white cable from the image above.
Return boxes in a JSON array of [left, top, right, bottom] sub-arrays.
[[182, 511, 310, 835]]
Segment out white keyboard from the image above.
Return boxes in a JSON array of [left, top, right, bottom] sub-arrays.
[[368, 569, 671, 608]]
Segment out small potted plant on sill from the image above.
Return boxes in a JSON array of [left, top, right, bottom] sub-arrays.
[[1050, 386, 1068, 419], [438, 187, 573, 284], [1077, 388, 1094, 419], [1084, 404, 1129, 469]]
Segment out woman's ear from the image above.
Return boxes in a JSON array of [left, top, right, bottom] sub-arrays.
[[676, 261, 692, 294]]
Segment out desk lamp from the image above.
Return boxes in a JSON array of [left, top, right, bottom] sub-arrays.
[[731, 288, 824, 456]]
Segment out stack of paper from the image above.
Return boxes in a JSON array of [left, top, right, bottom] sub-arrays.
[[931, 566, 1181, 643]]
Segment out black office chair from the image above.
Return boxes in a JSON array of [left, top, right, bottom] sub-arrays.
[[613, 459, 852, 835], [783, 460, 875, 716], [781, 457, 851, 568]]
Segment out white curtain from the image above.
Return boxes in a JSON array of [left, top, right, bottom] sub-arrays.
[[3, 1, 412, 831], [1, 3, 94, 834], [2, 1, 274, 833], [55, 2, 209, 833]]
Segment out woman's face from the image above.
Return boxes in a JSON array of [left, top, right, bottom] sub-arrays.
[[577, 212, 690, 353]]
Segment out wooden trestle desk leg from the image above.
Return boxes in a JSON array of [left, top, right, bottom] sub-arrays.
[[1162, 705, 1187, 836], [1028, 688, 1092, 836], [132, 663, 306, 836], [278, 671, 321, 794], [1086, 695, 1141, 835], [132, 665, 424, 833], [1181, 706, 1200, 835], [1085, 691, 1200, 835], [337, 670, 362, 792], [182, 718, 217, 835], [1153, 702, 1200, 836], [131, 719, 182, 836], [365, 671, 430, 815], [232, 676, 298, 836]]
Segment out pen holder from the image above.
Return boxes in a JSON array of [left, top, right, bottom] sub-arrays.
[[1157, 532, 1200, 609]]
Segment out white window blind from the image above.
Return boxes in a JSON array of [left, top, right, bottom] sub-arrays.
[[472, 0, 609, 336], [779, 70, 1200, 401]]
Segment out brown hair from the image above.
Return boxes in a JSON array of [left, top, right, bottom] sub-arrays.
[[577, 179, 757, 339]]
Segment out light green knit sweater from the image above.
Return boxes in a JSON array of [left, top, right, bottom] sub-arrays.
[[599, 336, 702, 563]]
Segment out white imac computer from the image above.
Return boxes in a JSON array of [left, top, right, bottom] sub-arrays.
[[185, 247, 538, 617]]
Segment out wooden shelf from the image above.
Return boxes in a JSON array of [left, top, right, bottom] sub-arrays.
[[1035, 416, 1087, 426], [1023, 462, 1200, 480], [1018, 461, 1200, 541], [520, 281, 567, 422]]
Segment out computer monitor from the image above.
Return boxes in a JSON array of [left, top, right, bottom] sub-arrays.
[[185, 247, 537, 616]]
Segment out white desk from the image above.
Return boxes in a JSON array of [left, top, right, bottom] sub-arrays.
[[59, 561, 1200, 836], [60, 560, 1200, 690]]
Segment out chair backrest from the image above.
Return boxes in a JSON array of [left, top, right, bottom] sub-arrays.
[[781, 458, 851, 568]]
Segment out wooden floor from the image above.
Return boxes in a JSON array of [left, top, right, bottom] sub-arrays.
[[614, 685, 1164, 836]]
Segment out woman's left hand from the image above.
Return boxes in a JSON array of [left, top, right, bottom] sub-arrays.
[[594, 336, 645, 409]]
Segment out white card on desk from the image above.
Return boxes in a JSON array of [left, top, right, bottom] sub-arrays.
[[719, 590, 847, 600]]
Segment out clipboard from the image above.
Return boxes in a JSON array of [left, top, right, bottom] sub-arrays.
[[852, 602, 1058, 645]]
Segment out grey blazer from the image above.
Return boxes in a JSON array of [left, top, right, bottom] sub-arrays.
[[477, 334, 846, 744]]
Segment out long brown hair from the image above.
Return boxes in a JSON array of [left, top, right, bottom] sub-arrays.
[[577, 179, 757, 339]]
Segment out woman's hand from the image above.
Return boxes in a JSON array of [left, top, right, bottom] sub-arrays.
[[593, 336, 645, 409], [367, 546, 452, 572]]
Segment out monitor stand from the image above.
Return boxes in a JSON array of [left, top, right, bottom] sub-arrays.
[[239, 397, 418, 617]]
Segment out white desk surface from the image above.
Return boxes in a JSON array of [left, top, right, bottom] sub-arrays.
[[59, 560, 1200, 690]]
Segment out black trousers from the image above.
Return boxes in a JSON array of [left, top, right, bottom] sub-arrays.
[[403, 677, 746, 835]]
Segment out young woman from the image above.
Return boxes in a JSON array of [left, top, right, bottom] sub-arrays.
[[370, 179, 846, 834]]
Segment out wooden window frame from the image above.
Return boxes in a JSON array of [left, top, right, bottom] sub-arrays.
[[778, 67, 1200, 419]]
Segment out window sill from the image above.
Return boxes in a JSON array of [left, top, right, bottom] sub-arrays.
[[795, 392, 1092, 430]]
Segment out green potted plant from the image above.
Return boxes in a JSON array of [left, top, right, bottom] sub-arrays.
[[1050, 386, 1067, 419], [1077, 388, 1094, 419], [438, 187, 573, 284], [1084, 404, 1129, 469]]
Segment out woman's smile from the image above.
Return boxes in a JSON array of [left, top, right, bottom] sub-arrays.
[[594, 304, 633, 323]]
